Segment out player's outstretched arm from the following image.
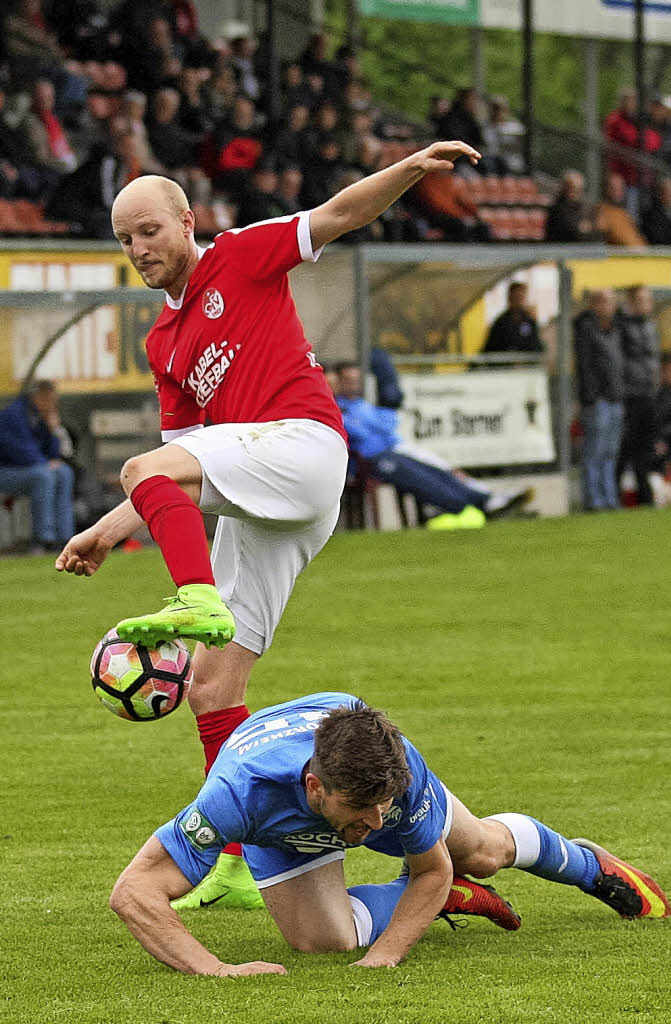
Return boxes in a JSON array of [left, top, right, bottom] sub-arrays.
[[353, 840, 453, 969], [309, 140, 481, 250], [110, 837, 287, 977], [55, 499, 144, 576]]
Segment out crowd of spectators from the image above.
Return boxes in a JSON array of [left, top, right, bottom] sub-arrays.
[[545, 89, 671, 248], [0, 0, 542, 242], [573, 285, 671, 512], [5, 2, 671, 248]]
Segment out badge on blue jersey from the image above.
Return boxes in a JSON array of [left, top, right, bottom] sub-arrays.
[[179, 809, 221, 851]]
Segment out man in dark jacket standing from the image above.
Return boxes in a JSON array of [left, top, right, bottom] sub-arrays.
[[574, 290, 625, 511], [618, 285, 661, 505], [0, 380, 74, 551], [483, 281, 543, 356]]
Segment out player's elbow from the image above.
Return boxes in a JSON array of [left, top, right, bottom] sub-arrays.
[[109, 872, 145, 921]]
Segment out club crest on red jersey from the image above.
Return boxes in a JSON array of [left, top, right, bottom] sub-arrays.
[[202, 288, 224, 319]]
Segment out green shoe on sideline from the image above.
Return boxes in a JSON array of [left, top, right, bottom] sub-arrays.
[[426, 506, 486, 532], [116, 584, 236, 649], [171, 853, 264, 912]]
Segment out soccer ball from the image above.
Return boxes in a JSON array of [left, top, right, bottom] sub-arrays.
[[91, 629, 193, 721]]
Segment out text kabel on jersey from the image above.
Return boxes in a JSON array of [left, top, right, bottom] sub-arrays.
[[186, 340, 242, 409]]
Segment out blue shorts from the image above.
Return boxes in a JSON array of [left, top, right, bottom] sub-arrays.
[[245, 781, 453, 889]]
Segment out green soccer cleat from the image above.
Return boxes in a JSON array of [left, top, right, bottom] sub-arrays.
[[426, 505, 486, 532], [116, 584, 236, 649], [171, 853, 265, 912]]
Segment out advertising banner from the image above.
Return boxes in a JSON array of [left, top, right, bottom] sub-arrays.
[[359, 0, 479, 24], [396, 368, 556, 467], [481, 0, 671, 41]]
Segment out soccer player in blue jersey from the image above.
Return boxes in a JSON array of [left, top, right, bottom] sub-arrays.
[[110, 694, 669, 977]]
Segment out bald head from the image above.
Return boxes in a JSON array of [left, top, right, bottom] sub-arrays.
[[111, 175, 197, 299], [112, 175, 189, 223]]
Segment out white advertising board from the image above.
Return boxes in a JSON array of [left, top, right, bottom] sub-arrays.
[[397, 368, 556, 467], [481, 0, 671, 42]]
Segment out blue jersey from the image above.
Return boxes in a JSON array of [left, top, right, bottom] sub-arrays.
[[155, 693, 448, 887]]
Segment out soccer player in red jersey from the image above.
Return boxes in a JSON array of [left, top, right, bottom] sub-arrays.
[[56, 140, 481, 907]]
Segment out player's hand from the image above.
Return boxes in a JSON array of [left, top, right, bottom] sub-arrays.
[[55, 527, 113, 577], [351, 952, 398, 968], [215, 960, 287, 977], [418, 140, 481, 173]]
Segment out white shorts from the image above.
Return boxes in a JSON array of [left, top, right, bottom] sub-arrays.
[[170, 418, 348, 654]]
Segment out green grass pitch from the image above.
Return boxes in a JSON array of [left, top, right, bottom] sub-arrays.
[[3, 510, 671, 1024]]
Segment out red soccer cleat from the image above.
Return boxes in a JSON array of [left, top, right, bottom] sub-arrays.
[[573, 839, 671, 919], [439, 875, 521, 931]]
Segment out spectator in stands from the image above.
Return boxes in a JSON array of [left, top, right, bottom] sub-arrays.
[[24, 78, 77, 178], [428, 95, 451, 138], [439, 88, 484, 159], [332, 362, 529, 525], [275, 104, 310, 166], [121, 90, 163, 174], [178, 65, 211, 137], [604, 88, 661, 218], [275, 164, 302, 214], [298, 32, 339, 98], [594, 171, 646, 246], [230, 34, 260, 103], [483, 281, 543, 356], [545, 170, 598, 243], [305, 100, 345, 157], [203, 64, 237, 124], [574, 289, 625, 511], [0, 379, 74, 553], [209, 93, 262, 196], [147, 87, 197, 172], [47, 126, 142, 237], [300, 133, 345, 208], [641, 177, 671, 244], [0, 84, 53, 198], [410, 171, 489, 241], [119, 13, 179, 93], [482, 96, 525, 175], [618, 285, 660, 505], [341, 108, 375, 165], [237, 159, 284, 224], [282, 62, 312, 110]]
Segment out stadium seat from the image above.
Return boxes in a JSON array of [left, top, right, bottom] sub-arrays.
[[0, 200, 21, 235], [12, 200, 44, 234]]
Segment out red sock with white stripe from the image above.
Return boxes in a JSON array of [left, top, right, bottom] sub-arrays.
[[130, 475, 214, 587], [197, 705, 251, 859]]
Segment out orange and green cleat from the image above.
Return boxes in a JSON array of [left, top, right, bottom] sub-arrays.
[[573, 839, 671, 919], [439, 875, 521, 931]]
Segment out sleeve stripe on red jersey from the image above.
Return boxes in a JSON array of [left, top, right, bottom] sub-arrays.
[[161, 425, 205, 442], [227, 211, 323, 264], [297, 210, 323, 263]]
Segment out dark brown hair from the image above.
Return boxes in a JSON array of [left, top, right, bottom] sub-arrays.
[[311, 701, 412, 808]]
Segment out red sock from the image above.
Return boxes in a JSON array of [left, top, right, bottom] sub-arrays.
[[197, 705, 250, 775], [197, 705, 250, 860], [130, 475, 214, 588]]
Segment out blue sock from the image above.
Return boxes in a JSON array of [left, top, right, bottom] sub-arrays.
[[487, 813, 600, 891], [347, 875, 409, 945]]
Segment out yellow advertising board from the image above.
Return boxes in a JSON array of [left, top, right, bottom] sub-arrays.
[[0, 247, 157, 397]]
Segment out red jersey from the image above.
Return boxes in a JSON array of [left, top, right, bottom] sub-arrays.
[[146, 211, 346, 443]]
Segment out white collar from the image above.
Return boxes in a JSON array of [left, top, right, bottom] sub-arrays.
[[164, 244, 209, 310]]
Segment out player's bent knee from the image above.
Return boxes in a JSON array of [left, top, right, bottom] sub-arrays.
[[288, 934, 357, 954]]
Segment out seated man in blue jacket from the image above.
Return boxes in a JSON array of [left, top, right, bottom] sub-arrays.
[[0, 380, 75, 552], [331, 362, 528, 526]]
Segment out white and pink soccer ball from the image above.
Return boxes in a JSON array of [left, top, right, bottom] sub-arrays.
[[91, 629, 192, 721]]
